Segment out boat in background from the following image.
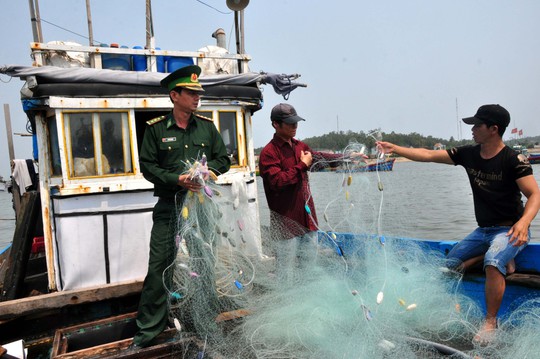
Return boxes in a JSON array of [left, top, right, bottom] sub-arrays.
[[0, 176, 8, 191], [511, 144, 540, 164], [312, 157, 396, 173], [528, 152, 540, 164], [350, 157, 395, 172]]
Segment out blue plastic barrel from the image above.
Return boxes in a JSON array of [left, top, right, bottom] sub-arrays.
[[155, 47, 165, 73], [101, 43, 130, 71], [166, 57, 194, 73], [132, 45, 146, 71]]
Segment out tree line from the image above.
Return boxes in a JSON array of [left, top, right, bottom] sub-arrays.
[[255, 129, 540, 156]]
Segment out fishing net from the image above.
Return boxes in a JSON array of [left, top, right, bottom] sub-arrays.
[[161, 142, 540, 358]]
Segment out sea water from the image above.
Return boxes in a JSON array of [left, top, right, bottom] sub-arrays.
[[258, 161, 540, 242], [0, 190, 16, 250], [1, 161, 540, 249]]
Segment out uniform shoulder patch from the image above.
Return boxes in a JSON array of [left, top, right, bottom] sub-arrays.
[[194, 113, 214, 122], [146, 115, 167, 126]]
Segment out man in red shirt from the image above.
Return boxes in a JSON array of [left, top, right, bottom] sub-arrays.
[[259, 103, 346, 284]]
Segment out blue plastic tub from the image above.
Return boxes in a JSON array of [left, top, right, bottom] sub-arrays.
[[132, 45, 146, 71], [101, 43, 130, 71], [166, 57, 194, 72]]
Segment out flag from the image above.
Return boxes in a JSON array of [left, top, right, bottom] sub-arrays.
[[519, 129, 523, 136], [511, 128, 518, 134]]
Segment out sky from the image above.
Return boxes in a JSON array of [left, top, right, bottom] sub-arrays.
[[1, 0, 540, 177]]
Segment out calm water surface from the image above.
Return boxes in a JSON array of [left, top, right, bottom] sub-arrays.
[[258, 161, 540, 242], [1, 162, 540, 249]]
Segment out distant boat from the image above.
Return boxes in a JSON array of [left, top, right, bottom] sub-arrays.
[[511, 145, 540, 165], [313, 158, 396, 173], [349, 157, 396, 172], [0, 177, 7, 192], [528, 152, 540, 165]]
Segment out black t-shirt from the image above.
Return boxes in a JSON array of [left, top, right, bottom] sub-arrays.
[[447, 145, 533, 227]]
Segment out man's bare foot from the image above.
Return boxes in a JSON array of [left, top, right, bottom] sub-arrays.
[[473, 319, 497, 345], [506, 259, 516, 274]]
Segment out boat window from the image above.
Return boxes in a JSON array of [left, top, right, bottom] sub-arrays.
[[64, 111, 133, 178], [100, 114, 132, 174], [195, 111, 213, 120], [218, 111, 239, 166]]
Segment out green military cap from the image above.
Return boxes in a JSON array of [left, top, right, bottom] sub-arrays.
[[160, 65, 205, 92]]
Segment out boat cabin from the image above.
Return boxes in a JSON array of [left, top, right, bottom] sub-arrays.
[[7, 40, 265, 294]]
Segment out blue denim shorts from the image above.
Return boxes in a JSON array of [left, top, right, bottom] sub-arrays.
[[447, 226, 529, 275]]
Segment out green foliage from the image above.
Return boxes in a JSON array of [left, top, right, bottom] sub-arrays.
[[254, 132, 540, 155], [255, 131, 473, 155]]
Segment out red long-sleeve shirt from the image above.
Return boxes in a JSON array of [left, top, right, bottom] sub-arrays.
[[259, 134, 344, 232]]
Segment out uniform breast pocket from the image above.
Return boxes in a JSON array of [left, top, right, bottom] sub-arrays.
[[191, 138, 212, 158], [158, 141, 183, 169]]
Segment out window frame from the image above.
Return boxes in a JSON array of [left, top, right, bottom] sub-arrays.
[[59, 110, 135, 179]]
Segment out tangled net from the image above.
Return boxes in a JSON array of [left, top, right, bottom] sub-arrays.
[[161, 145, 540, 359]]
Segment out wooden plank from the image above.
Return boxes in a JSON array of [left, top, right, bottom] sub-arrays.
[[1, 191, 41, 300], [53, 332, 226, 359], [52, 313, 138, 356], [0, 280, 143, 320]]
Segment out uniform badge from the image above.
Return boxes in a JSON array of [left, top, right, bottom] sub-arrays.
[[162, 137, 177, 143], [191, 73, 198, 82]]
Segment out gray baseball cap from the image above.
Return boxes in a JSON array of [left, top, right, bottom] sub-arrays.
[[270, 103, 306, 124]]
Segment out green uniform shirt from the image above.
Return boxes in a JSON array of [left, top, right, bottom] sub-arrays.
[[139, 112, 231, 199]]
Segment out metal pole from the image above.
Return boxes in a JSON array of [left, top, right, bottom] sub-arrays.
[[4, 104, 15, 163], [28, 0, 40, 43], [146, 0, 155, 49], [34, 0, 43, 42], [239, 9, 245, 54], [234, 11, 240, 54], [86, 0, 94, 46]]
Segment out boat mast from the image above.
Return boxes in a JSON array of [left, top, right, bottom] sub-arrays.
[[27, 0, 43, 43], [146, 0, 155, 49], [455, 98, 461, 141], [85, 0, 94, 46], [227, 0, 249, 72]]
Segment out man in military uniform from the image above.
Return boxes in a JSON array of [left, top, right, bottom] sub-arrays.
[[132, 65, 230, 348]]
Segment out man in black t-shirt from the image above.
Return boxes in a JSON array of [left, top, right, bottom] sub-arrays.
[[376, 104, 540, 344]]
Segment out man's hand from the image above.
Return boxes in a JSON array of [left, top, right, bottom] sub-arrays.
[[300, 150, 313, 167], [376, 141, 396, 155], [178, 173, 203, 192], [507, 220, 530, 247]]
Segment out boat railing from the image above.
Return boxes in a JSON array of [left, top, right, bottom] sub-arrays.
[[30, 42, 251, 73]]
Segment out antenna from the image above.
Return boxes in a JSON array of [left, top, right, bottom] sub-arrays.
[[455, 98, 461, 141]]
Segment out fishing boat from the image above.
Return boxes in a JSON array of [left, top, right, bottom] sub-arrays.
[[312, 157, 396, 173], [326, 233, 540, 320], [512, 145, 540, 164], [528, 152, 540, 165], [0, 1, 308, 356], [348, 157, 395, 172], [1, 2, 540, 358]]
